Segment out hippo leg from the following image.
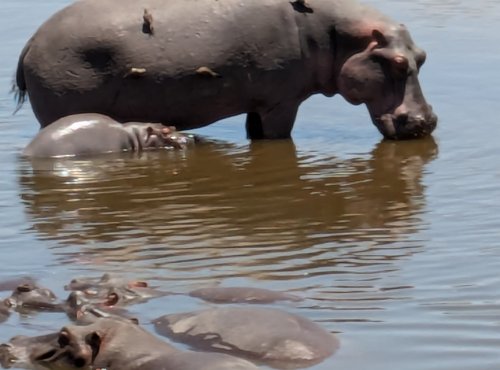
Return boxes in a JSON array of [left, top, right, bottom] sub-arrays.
[[246, 102, 299, 140]]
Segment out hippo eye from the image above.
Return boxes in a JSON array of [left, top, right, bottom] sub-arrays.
[[387, 55, 409, 78], [58, 331, 70, 347], [392, 55, 408, 71]]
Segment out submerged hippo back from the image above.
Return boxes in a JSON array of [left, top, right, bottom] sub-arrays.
[[22, 114, 132, 158]]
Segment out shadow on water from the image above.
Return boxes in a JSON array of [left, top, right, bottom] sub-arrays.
[[16, 137, 437, 277]]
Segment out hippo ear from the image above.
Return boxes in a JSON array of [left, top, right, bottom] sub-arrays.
[[129, 317, 140, 325], [372, 30, 388, 47], [129, 281, 148, 288], [105, 292, 119, 306]]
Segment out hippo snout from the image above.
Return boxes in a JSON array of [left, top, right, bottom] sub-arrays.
[[376, 106, 437, 140]]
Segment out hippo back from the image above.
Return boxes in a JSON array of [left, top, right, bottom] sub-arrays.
[[22, 114, 132, 158]]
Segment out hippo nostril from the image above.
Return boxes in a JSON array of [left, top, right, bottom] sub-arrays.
[[73, 357, 86, 368], [394, 114, 409, 126]]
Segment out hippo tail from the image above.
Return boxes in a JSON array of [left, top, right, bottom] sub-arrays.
[[12, 38, 32, 114]]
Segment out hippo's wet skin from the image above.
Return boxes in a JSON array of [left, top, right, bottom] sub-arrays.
[[0, 318, 259, 370], [22, 113, 195, 158], [154, 307, 339, 368], [16, 0, 436, 140], [189, 286, 303, 304]]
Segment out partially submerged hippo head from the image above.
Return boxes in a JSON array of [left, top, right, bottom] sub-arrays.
[[0, 333, 59, 370], [0, 328, 97, 370], [65, 274, 166, 307], [4, 284, 60, 312], [337, 25, 437, 139]]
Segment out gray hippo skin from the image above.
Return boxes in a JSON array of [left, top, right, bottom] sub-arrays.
[[22, 113, 194, 158], [0, 318, 259, 370], [16, 0, 437, 140], [189, 286, 303, 304], [154, 307, 339, 368]]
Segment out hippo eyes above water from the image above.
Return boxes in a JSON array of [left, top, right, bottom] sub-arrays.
[[371, 54, 409, 79]]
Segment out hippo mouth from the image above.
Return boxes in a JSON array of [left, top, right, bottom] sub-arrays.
[[373, 110, 437, 140]]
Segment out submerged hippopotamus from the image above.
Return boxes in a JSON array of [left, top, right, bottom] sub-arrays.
[[154, 307, 339, 368], [0, 318, 259, 370], [0, 278, 37, 292], [3, 284, 61, 313], [22, 113, 195, 158], [64, 273, 168, 306], [15, 0, 436, 140], [189, 286, 303, 304]]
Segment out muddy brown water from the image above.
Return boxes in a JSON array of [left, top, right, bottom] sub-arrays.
[[1, 1, 500, 369]]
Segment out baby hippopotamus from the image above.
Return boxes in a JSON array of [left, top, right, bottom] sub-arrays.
[[0, 318, 259, 370], [22, 113, 196, 158]]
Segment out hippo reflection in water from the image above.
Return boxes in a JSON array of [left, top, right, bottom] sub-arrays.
[[22, 114, 195, 158], [154, 307, 339, 368], [0, 318, 259, 370], [16, 0, 436, 140]]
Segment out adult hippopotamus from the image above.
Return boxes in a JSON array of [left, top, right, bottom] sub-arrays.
[[0, 318, 259, 370], [15, 0, 437, 140], [189, 286, 303, 304], [154, 307, 339, 368], [22, 113, 195, 158]]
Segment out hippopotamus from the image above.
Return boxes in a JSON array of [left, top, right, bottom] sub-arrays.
[[22, 113, 195, 158], [64, 273, 168, 306], [153, 307, 339, 368], [189, 286, 303, 304], [0, 277, 36, 292], [15, 0, 436, 140], [64, 291, 137, 324], [3, 284, 61, 313], [0, 318, 259, 370]]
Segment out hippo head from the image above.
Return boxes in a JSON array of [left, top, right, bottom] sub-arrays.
[[0, 328, 100, 370], [4, 284, 59, 311], [337, 25, 437, 139]]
